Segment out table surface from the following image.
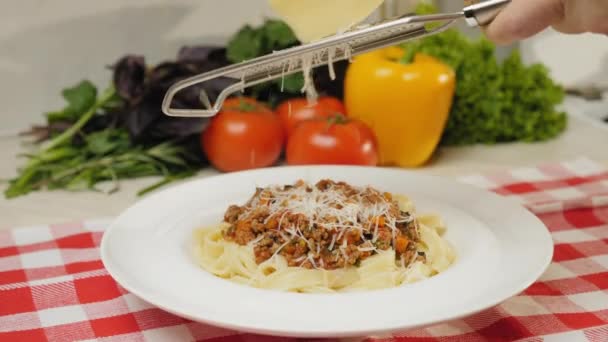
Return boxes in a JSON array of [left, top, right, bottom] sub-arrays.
[[1, 98, 607, 229]]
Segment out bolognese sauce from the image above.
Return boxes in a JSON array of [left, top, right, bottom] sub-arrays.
[[222, 180, 424, 270]]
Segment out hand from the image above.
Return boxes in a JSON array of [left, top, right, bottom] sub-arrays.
[[481, 0, 608, 44]]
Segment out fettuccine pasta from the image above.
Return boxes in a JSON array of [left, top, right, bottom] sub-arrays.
[[193, 180, 455, 293]]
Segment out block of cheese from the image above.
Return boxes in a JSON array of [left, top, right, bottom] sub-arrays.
[[269, 0, 384, 42]]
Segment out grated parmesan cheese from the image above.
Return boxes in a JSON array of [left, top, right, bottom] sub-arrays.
[[234, 180, 416, 269], [300, 52, 319, 103]]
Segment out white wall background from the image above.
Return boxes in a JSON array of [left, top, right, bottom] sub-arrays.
[[1, 0, 607, 134], [519, 29, 608, 88], [0, 0, 277, 133]]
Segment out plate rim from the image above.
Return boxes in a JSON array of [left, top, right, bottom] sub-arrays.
[[100, 165, 554, 338]]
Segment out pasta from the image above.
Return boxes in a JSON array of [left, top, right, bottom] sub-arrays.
[[193, 180, 456, 293]]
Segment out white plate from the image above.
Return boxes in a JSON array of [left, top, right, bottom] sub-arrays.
[[101, 166, 553, 338]]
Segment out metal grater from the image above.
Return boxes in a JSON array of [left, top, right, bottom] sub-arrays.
[[162, 0, 510, 118]]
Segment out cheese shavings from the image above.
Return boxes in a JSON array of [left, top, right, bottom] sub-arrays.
[[223, 179, 420, 271]]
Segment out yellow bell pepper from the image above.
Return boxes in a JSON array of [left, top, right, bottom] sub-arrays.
[[344, 46, 456, 167]]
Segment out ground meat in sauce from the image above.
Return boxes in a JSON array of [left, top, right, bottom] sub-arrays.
[[224, 205, 243, 224], [222, 179, 422, 270]]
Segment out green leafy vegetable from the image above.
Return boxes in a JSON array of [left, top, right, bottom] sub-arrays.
[[227, 26, 264, 63], [43, 85, 118, 151], [5, 82, 197, 199], [9, 45, 234, 199], [227, 19, 303, 101], [401, 3, 567, 145], [45, 80, 98, 123], [227, 19, 298, 63], [6, 136, 194, 197], [498, 51, 566, 142], [85, 129, 131, 156]]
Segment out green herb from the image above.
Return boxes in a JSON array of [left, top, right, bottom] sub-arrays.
[[227, 19, 304, 96], [227, 26, 264, 62], [45, 81, 97, 123], [5, 81, 197, 199], [227, 19, 304, 101], [227, 19, 299, 63], [226, 19, 349, 106], [401, 3, 567, 145], [43, 85, 118, 151]]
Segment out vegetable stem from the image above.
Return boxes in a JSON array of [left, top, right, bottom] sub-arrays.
[[43, 86, 117, 151]]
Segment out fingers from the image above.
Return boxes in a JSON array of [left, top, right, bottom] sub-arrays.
[[483, 0, 565, 45]]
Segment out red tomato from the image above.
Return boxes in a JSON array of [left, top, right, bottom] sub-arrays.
[[316, 97, 346, 114], [276, 96, 347, 137], [202, 97, 284, 172], [286, 115, 379, 166]]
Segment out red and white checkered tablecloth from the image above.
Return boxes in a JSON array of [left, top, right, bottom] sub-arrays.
[[1, 158, 607, 342]]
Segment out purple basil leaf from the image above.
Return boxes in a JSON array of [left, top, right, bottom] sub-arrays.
[[115, 46, 234, 147], [177, 46, 222, 63], [112, 55, 146, 104]]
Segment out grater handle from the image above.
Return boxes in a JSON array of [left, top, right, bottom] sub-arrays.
[[463, 0, 510, 27]]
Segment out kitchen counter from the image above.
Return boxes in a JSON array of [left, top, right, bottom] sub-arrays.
[[1, 98, 606, 229]]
